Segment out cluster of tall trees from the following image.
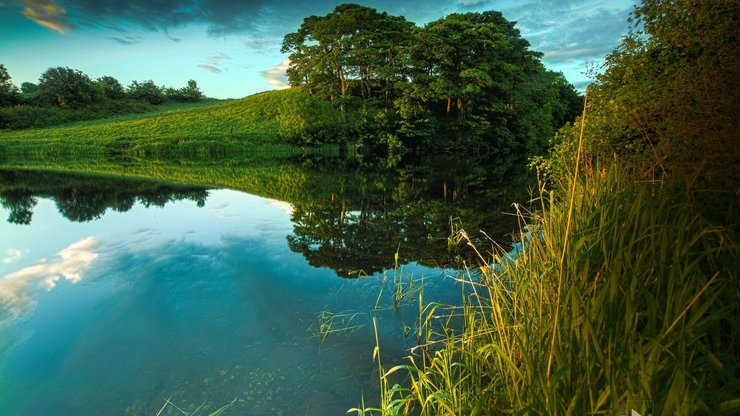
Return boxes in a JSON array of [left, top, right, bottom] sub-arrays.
[[0, 64, 204, 129], [282, 4, 582, 153]]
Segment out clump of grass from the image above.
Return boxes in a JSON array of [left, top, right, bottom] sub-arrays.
[[353, 162, 738, 415], [314, 310, 364, 341], [373, 250, 422, 314]]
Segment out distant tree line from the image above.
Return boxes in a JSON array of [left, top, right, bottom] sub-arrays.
[[281, 4, 583, 154], [0, 64, 204, 129]]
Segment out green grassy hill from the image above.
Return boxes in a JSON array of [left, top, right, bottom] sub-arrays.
[[0, 88, 337, 157]]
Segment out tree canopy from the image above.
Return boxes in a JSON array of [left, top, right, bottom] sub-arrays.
[[97, 76, 125, 100], [282, 4, 582, 153], [39, 66, 98, 108], [20, 82, 39, 94], [127, 80, 166, 105], [0, 64, 20, 106]]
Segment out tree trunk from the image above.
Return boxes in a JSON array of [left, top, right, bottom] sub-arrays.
[[338, 66, 347, 96]]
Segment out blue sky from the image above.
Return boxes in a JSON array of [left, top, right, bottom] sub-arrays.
[[0, 0, 637, 99]]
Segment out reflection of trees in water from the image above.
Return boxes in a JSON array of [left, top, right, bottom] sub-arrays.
[[286, 154, 534, 277], [0, 153, 532, 277], [288, 200, 455, 277], [0, 170, 209, 224], [0, 190, 37, 225]]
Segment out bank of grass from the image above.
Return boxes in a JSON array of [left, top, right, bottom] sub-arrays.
[[354, 162, 738, 415], [0, 88, 339, 157]]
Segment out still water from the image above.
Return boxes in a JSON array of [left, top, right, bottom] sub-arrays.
[[0, 160, 527, 415]]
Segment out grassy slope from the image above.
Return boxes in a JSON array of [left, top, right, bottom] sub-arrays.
[[0, 89, 310, 156]]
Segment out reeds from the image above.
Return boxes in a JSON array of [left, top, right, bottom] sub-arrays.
[[155, 396, 237, 416], [353, 161, 738, 415]]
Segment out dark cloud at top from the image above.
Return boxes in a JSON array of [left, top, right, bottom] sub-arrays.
[[457, 0, 492, 9], [202, 0, 266, 36], [55, 0, 455, 37], [58, 0, 315, 35], [63, 0, 206, 31], [42, 0, 632, 73]]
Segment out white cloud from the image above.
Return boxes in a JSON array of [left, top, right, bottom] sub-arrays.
[[198, 52, 231, 73], [198, 63, 222, 73], [20, 0, 73, 34], [0, 237, 99, 322], [244, 36, 282, 52], [261, 58, 290, 90], [1, 248, 23, 264], [205, 52, 231, 65]]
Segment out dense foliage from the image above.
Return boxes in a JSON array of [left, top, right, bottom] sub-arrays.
[[20, 82, 38, 94], [282, 4, 582, 153], [39, 67, 99, 108], [0, 66, 206, 130], [0, 65, 20, 107], [541, 0, 739, 225]]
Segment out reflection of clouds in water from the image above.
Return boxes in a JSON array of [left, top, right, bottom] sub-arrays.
[[2, 248, 24, 264], [209, 203, 239, 219], [131, 228, 161, 237], [0, 237, 99, 322], [125, 228, 164, 250], [266, 199, 293, 216]]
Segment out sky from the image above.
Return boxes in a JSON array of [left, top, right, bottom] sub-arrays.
[[0, 0, 637, 99]]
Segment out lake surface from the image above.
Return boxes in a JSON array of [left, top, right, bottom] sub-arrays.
[[0, 156, 529, 415]]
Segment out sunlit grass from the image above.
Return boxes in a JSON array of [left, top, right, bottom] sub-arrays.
[[353, 162, 738, 415], [0, 89, 332, 157]]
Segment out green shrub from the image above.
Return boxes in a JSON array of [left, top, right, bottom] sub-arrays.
[[127, 80, 166, 104], [0, 100, 153, 130], [276, 90, 340, 144]]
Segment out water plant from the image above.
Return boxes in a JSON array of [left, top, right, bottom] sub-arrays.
[[155, 396, 237, 416], [314, 310, 364, 341]]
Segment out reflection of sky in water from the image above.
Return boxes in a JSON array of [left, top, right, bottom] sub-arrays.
[[0, 189, 458, 415]]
